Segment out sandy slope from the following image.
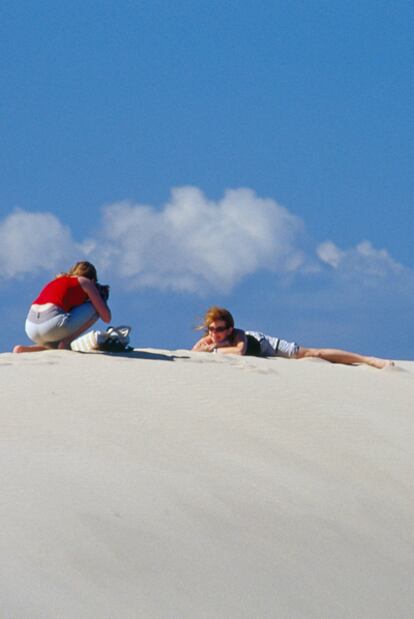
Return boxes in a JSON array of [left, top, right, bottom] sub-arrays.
[[1, 349, 413, 619]]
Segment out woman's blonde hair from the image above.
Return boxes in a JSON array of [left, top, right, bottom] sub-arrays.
[[197, 306, 235, 332], [57, 261, 98, 281]]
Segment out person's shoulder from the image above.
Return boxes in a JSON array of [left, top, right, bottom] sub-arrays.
[[233, 328, 246, 339], [77, 275, 91, 284], [77, 275, 95, 291], [57, 274, 80, 284]]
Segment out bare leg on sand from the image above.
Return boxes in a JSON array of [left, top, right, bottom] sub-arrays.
[[13, 345, 49, 353], [296, 347, 394, 369], [56, 316, 98, 349], [14, 315, 98, 353]]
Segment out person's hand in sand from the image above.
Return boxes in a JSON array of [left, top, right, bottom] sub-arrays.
[[13, 261, 111, 353], [192, 306, 394, 369]]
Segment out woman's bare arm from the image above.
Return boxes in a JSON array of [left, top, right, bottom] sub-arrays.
[[193, 330, 247, 355], [192, 335, 215, 352], [78, 277, 111, 323], [214, 332, 247, 355]]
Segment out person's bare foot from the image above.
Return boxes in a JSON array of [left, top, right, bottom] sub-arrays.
[[369, 357, 395, 369], [13, 345, 48, 353]]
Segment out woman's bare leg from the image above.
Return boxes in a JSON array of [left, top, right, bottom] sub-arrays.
[[15, 303, 100, 353], [13, 344, 49, 353], [57, 316, 98, 349], [14, 316, 97, 352], [296, 347, 394, 369]]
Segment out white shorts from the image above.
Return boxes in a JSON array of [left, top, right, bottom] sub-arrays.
[[245, 331, 299, 358], [25, 303, 98, 347]]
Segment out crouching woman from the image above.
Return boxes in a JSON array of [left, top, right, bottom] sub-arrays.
[[13, 261, 111, 353]]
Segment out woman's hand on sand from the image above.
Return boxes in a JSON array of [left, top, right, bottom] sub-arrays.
[[201, 342, 216, 352]]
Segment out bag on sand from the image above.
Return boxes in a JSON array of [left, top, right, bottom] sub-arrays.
[[70, 325, 132, 353]]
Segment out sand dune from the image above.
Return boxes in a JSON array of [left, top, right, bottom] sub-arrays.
[[1, 349, 413, 618]]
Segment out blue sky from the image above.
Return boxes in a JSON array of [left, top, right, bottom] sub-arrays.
[[1, 0, 412, 358]]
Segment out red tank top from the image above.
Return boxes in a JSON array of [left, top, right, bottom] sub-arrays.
[[33, 276, 89, 312]]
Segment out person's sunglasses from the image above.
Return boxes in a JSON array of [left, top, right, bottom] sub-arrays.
[[208, 325, 228, 333]]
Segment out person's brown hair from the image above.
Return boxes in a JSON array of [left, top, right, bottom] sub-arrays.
[[197, 306, 235, 333], [57, 261, 98, 282]]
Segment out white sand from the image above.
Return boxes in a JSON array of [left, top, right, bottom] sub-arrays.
[[1, 349, 413, 618]]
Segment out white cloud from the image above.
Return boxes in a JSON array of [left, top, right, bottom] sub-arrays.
[[1, 191, 411, 300], [94, 186, 306, 292], [316, 241, 344, 268], [317, 239, 405, 280], [0, 209, 78, 279]]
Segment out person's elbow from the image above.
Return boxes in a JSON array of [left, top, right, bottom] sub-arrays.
[[234, 343, 246, 355]]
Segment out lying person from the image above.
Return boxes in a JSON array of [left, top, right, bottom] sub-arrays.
[[192, 306, 393, 369], [13, 261, 111, 353]]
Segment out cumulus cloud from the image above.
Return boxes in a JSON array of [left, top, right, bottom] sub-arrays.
[[316, 241, 344, 268], [93, 186, 306, 292], [317, 239, 405, 280], [1, 190, 411, 300], [0, 209, 78, 279]]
